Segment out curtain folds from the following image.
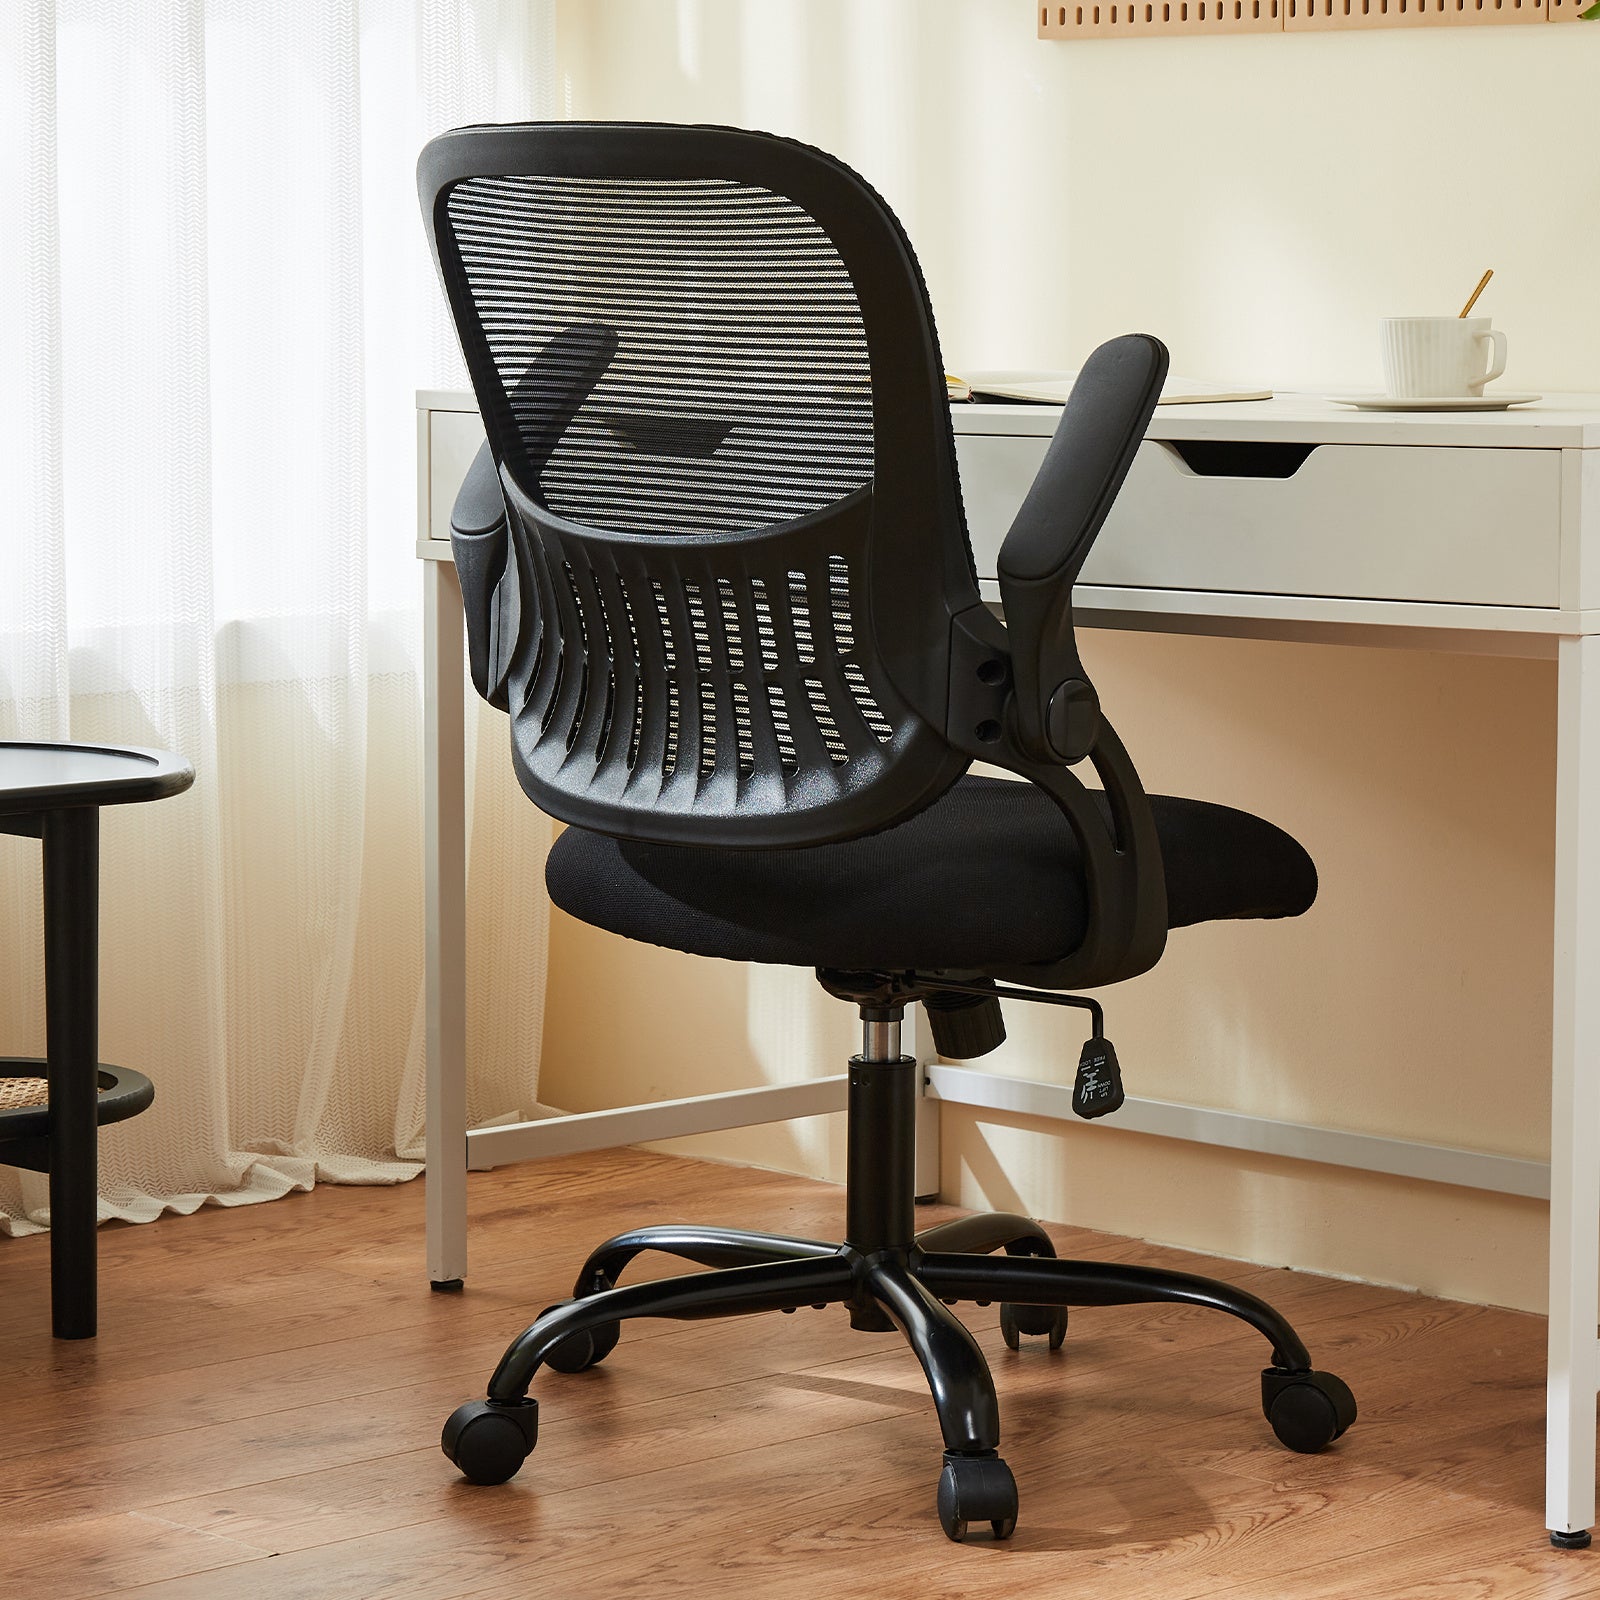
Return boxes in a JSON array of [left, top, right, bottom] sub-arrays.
[[0, 0, 556, 1235]]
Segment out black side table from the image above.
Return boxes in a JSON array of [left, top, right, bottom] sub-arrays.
[[0, 741, 193, 1337]]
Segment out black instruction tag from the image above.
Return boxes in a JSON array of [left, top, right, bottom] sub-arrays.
[[1072, 1036, 1124, 1120]]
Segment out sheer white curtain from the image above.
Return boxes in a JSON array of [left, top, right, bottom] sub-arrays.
[[0, 0, 555, 1234]]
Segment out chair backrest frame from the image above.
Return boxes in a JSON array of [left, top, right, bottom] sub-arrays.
[[419, 121, 980, 849]]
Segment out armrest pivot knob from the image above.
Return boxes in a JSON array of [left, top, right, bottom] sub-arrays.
[[1046, 678, 1100, 764]]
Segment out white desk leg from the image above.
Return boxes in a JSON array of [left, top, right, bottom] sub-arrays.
[[1547, 631, 1600, 1546], [425, 557, 470, 1289]]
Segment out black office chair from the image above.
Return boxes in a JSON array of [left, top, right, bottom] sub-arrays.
[[418, 121, 1354, 1543]]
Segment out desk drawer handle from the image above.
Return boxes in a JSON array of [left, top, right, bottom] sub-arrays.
[[1165, 440, 1319, 479]]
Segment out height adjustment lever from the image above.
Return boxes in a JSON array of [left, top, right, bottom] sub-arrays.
[[910, 975, 1125, 1120]]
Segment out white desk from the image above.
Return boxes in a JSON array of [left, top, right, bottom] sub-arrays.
[[417, 387, 1600, 1543]]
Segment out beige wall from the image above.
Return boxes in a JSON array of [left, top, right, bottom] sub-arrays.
[[539, 0, 1600, 1313]]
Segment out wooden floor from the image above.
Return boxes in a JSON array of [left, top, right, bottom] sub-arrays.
[[0, 1150, 1593, 1600]]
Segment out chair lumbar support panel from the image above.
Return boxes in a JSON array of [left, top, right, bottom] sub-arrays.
[[419, 120, 1354, 1544]]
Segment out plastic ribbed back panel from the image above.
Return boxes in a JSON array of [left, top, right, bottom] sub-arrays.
[[505, 492, 899, 803], [433, 156, 965, 848]]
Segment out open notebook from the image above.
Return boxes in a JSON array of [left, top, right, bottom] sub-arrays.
[[947, 369, 1272, 406]]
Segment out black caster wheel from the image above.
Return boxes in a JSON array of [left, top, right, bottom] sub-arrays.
[[540, 1305, 621, 1374], [1262, 1369, 1357, 1454], [1000, 1301, 1067, 1351], [936, 1450, 1019, 1542], [441, 1397, 539, 1485], [1550, 1529, 1592, 1550]]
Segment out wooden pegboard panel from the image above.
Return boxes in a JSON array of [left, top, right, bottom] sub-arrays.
[[1040, 0, 1574, 29], [1037, 0, 1280, 34], [1285, 0, 1543, 28]]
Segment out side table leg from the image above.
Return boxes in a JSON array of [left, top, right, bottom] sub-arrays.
[[1548, 633, 1600, 1547], [43, 805, 100, 1340], [425, 557, 470, 1290]]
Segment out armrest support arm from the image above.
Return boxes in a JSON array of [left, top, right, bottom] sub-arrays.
[[948, 602, 1167, 989]]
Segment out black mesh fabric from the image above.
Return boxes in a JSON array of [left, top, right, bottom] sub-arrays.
[[546, 776, 1319, 972], [445, 175, 875, 535]]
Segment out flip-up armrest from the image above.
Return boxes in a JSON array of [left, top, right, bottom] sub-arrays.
[[449, 320, 621, 710], [950, 335, 1170, 989], [996, 333, 1167, 765], [450, 441, 516, 709]]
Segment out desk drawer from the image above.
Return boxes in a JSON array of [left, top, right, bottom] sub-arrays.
[[954, 435, 1562, 608]]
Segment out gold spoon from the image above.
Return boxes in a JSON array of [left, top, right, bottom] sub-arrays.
[[1458, 269, 1493, 319]]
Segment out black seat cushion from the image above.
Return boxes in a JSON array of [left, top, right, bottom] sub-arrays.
[[546, 775, 1316, 973]]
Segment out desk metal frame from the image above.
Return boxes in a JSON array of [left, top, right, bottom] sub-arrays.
[[419, 388, 1600, 1542]]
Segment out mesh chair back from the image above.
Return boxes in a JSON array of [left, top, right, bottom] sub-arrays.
[[420, 124, 979, 847]]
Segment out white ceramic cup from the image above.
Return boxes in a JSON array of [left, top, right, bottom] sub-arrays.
[[1380, 316, 1508, 398]]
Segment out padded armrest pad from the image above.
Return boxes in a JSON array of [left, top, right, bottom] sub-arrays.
[[998, 334, 1168, 587], [451, 438, 507, 539], [450, 441, 516, 710]]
